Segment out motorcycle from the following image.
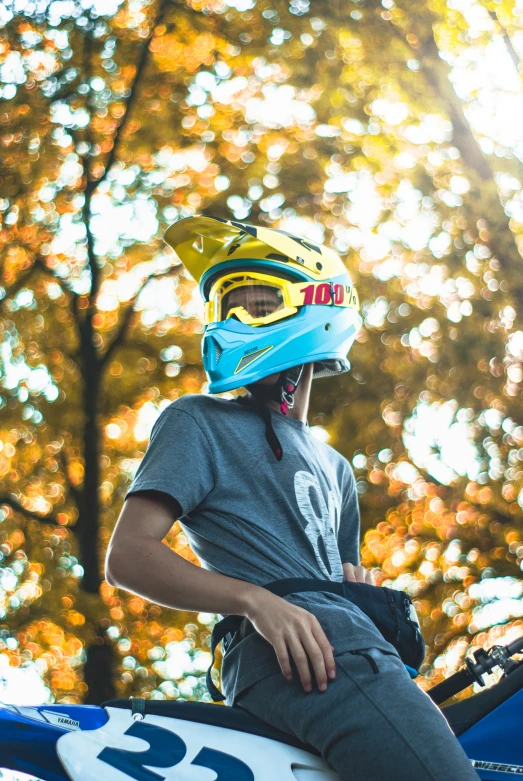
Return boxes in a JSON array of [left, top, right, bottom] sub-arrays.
[[2, 635, 523, 781]]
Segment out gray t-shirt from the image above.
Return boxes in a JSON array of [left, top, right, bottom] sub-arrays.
[[125, 393, 396, 704]]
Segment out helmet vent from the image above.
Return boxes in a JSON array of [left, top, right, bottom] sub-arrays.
[[235, 345, 273, 374], [265, 253, 289, 262], [213, 339, 222, 365]]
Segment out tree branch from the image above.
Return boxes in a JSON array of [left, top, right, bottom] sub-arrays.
[[1, 253, 80, 361], [487, 8, 521, 75], [368, 2, 494, 180], [0, 495, 62, 527], [4, 254, 78, 321], [81, 0, 169, 307], [367, 0, 523, 287], [58, 445, 83, 510], [2, 253, 75, 301], [80, 29, 100, 304], [100, 265, 179, 369], [96, 0, 170, 189]]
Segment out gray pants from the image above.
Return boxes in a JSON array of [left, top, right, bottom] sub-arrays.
[[235, 647, 480, 781]]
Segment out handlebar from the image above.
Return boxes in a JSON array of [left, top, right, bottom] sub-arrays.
[[427, 634, 523, 706]]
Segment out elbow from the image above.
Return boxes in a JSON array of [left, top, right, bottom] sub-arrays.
[[105, 567, 116, 588], [104, 549, 122, 588], [104, 559, 116, 588], [105, 535, 145, 588]]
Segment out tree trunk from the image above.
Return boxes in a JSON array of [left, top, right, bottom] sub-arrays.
[[83, 625, 117, 705]]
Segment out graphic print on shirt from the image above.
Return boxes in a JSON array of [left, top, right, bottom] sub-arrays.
[[294, 470, 343, 580]]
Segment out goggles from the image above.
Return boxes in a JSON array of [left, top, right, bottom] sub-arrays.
[[204, 270, 359, 327]]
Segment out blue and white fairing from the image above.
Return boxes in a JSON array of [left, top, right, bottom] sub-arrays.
[[0, 703, 107, 781], [2, 682, 523, 781]]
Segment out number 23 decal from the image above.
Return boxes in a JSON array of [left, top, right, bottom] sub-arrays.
[[97, 719, 254, 780]]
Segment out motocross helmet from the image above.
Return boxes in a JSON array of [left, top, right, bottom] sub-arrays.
[[164, 215, 362, 460]]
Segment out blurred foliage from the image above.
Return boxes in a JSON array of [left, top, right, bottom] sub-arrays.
[[2, 0, 523, 706]]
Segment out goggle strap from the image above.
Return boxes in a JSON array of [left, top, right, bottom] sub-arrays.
[[256, 400, 284, 462], [246, 364, 305, 461], [241, 381, 283, 461], [279, 364, 304, 416]]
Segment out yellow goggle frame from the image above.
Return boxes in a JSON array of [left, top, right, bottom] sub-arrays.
[[204, 270, 359, 327]]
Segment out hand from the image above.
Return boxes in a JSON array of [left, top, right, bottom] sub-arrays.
[[343, 562, 376, 585], [244, 588, 336, 694]]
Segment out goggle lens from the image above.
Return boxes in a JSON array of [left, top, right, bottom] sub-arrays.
[[221, 284, 284, 320], [211, 274, 289, 324]]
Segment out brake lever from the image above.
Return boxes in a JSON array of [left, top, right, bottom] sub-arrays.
[[488, 645, 521, 677], [466, 644, 521, 687]]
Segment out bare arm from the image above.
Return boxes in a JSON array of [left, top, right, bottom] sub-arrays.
[[105, 491, 261, 616], [106, 490, 336, 693]]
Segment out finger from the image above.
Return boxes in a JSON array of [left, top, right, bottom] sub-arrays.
[[287, 637, 313, 692], [365, 568, 376, 585], [273, 640, 292, 680], [300, 630, 329, 691], [344, 563, 357, 582], [354, 565, 368, 583], [310, 621, 336, 680]]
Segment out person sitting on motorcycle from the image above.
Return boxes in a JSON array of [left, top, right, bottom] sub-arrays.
[[105, 216, 480, 781]]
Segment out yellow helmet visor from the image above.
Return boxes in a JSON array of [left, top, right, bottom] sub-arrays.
[[204, 270, 359, 327]]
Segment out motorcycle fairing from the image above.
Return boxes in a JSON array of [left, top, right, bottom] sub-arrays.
[[0, 703, 108, 781], [458, 686, 523, 780], [56, 706, 338, 781], [3, 668, 523, 781]]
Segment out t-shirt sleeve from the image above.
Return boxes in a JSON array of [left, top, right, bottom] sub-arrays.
[[125, 407, 215, 517], [337, 464, 361, 566]]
